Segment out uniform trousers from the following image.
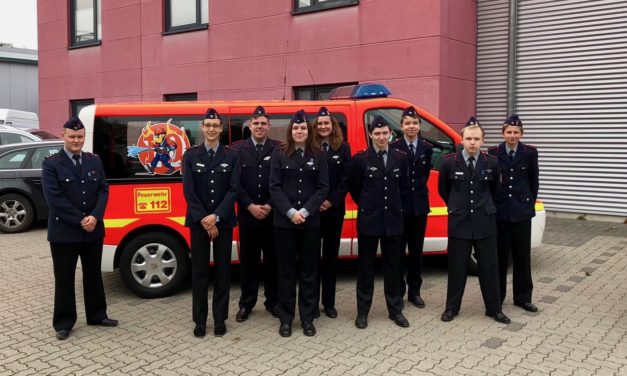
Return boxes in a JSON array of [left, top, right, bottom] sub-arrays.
[[356, 235, 403, 317], [274, 227, 320, 324], [399, 214, 428, 299], [238, 225, 278, 311], [497, 219, 533, 304], [50, 241, 107, 331], [318, 213, 344, 309], [446, 237, 502, 315], [191, 227, 233, 325]]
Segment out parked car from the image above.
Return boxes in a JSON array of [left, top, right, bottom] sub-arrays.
[[0, 140, 64, 233], [0, 125, 59, 145]]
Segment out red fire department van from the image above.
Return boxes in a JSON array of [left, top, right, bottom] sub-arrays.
[[79, 84, 545, 298]]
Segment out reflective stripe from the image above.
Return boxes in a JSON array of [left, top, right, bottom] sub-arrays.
[[535, 201, 544, 212], [167, 217, 186, 225], [104, 218, 138, 228]]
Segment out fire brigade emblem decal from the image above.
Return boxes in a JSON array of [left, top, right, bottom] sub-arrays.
[[127, 120, 191, 175]]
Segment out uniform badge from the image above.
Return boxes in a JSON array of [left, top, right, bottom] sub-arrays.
[[369, 167, 378, 171], [393, 168, 400, 172], [196, 163, 205, 167], [220, 163, 229, 168], [264, 156, 271, 160], [332, 155, 340, 159], [455, 171, 464, 175], [306, 160, 315, 166]]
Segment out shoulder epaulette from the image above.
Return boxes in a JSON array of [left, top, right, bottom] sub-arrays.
[[392, 148, 407, 156], [487, 145, 498, 152], [421, 139, 433, 148], [230, 139, 245, 146], [443, 152, 455, 158], [525, 144, 537, 149]]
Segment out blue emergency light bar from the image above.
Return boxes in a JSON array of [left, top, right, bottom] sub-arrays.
[[328, 83, 392, 100]]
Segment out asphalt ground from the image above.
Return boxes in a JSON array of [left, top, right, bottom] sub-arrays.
[[1, 217, 626, 375]]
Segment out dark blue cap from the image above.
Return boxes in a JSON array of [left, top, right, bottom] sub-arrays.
[[63, 117, 84, 131], [402, 106, 419, 118], [292, 109, 307, 124], [368, 115, 389, 132], [464, 116, 480, 127], [505, 115, 522, 127], [253, 105, 268, 118], [317, 107, 330, 117], [203, 108, 220, 120]]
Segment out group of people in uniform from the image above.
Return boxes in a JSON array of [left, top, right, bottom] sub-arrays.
[[42, 104, 539, 341]]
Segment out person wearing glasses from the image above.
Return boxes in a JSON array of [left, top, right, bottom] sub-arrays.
[[269, 109, 328, 337], [233, 106, 281, 322], [311, 106, 351, 319], [183, 108, 239, 338]]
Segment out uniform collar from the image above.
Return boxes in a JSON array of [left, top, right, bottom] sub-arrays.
[[63, 147, 81, 160], [204, 142, 220, 154], [461, 149, 478, 162]]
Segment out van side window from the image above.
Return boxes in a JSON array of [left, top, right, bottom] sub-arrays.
[[229, 113, 348, 145], [94, 115, 204, 180], [364, 108, 455, 171]]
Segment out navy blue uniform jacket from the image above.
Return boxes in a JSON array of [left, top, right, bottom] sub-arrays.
[[488, 142, 539, 222], [42, 149, 109, 243], [348, 147, 410, 237], [183, 144, 239, 230], [438, 150, 500, 240], [231, 138, 281, 228], [390, 138, 433, 216], [269, 149, 329, 229], [323, 143, 351, 217]]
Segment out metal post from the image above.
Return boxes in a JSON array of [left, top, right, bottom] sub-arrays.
[[507, 0, 518, 115]]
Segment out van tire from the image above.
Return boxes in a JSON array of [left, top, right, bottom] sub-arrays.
[[0, 193, 35, 234], [119, 232, 190, 298]]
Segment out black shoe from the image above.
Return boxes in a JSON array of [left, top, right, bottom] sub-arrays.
[[313, 309, 320, 319], [56, 329, 70, 340], [390, 314, 410, 328], [88, 317, 118, 327], [355, 314, 368, 329], [265, 305, 280, 318], [324, 306, 338, 318], [214, 322, 226, 337], [302, 321, 316, 336], [441, 310, 458, 322], [515, 302, 538, 313], [486, 311, 511, 324], [408, 295, 426, 308], [193, 324, 206, 338], [279, 322, 292, 337], [235, 307, 251, 322]]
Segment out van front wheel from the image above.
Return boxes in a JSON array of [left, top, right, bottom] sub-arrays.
[[119, 232, 190, 298]]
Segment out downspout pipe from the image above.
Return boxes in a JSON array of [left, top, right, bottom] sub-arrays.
[[507, 0, 518, 115]]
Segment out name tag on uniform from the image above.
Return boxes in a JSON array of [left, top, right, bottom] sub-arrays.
[[264, 156, 271, 160], [455, 171, 464, 175], [196, 163, 205, 167], [393, 168, 400, 172]]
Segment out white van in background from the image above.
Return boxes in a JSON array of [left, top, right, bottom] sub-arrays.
[[0, 109, 39, 130]]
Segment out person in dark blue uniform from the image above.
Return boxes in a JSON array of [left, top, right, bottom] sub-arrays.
[[438, 117, 511, 324], [232, 106, 281, 322], [348, 115, 411, 329], [269, 109, 328, 337], [390, 106, 433, 309], [42, 117, 117, 341], [488, 115, 539, 313], [183, 108, 239, 338], [312, 106, 351, 319]]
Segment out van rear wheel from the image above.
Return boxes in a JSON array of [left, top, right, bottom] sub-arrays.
[[119, 232, 190, 298]]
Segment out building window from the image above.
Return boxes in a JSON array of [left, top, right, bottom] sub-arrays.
[[70, 0, 101, 47], [165, 0, 209, 34], [294, 83, 357, 100], [70, 99, 95, 117], [293, 0, 358, 14], [164, 93, 198, 101]]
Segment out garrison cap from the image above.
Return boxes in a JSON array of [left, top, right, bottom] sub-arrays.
[[63, 117, 84, 131], [317, 106, 331, 117], [505, 114, 523, 128], [203, 108, 220, 120], [253, 105, 269, 118], [464, 116, 481, 127], [291, 109, 307, 124], [401, 106, 419, 119], [369, 115, 390, 132]]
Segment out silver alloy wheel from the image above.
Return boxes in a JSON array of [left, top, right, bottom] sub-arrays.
[[129, 243, 178, 288], [0, 199, 28, 230]]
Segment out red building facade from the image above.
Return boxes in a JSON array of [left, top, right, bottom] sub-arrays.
[[37, 0, 477, 132]]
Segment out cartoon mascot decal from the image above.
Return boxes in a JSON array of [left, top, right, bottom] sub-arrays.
[[127, 119, 191, 175]]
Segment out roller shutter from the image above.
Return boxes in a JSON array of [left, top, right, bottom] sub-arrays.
[[516, 0, 627, 216]]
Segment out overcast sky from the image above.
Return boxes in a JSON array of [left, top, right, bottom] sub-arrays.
[[0, 0, 38, 50]]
